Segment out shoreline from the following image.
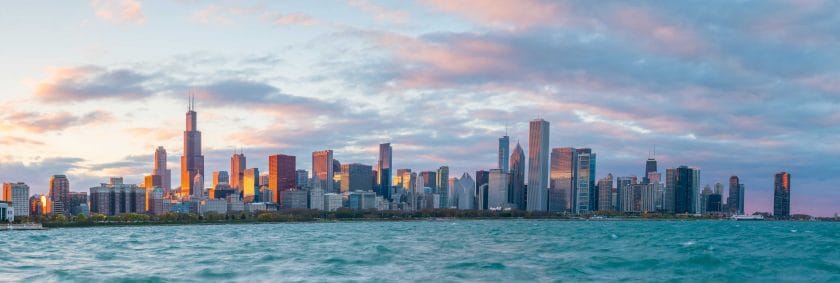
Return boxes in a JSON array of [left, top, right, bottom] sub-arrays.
[[22, 214, 836, 230]]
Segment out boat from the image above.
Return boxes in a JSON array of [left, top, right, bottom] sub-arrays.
[[730, 215, 764, 221]]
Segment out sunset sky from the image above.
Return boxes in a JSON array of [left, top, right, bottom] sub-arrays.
[[0, 0, 837, 216]]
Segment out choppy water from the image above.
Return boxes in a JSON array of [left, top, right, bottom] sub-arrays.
[[0, 220, 838, 282]]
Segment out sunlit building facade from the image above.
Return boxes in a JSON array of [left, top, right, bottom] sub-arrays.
[[378, 143, 393, 200], [2, 182, 29, 218], [774, 172, 791, 219], [549, 147, 575, 212], [312, 150, 335, 194], [181, 97, 205, 197], [269, 154, 297, 203]]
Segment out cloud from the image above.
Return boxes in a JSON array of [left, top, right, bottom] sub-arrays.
[[90, 0, 145, 24], [0, 111, 113, 133], [347, 0, 410, 24], [0, 136, 44, 146], [35, 66, 153, 102], [423, 0, 569, 30], [191, 4, 318, 26]]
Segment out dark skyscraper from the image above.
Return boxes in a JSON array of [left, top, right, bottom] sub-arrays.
[[153, 146, 172, 192], [312, 150, 335, 193], [774, 172, 791, 219], [378, 143, 392, 200], [49, 175, 69, 215], [436, 166, 449, 208], [420, 171, 437, 190], [269, 154, 296, 203], [728, 175, 745, 215], [643, 158, 657, 184], [668, 166, 699, 214], [181, 95, 205, 197], [498, 135, 509, 173], [576, 148, 596, 213], [509, 143, 526, 210], [475, 170, 489, 210]]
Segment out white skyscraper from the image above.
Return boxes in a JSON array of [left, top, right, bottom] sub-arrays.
[[527, 119, 549, 211], [488, 169, 510, 209]]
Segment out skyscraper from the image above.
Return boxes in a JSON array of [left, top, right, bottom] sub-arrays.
[[643, 157, 657, 184], [488, 169, 510, 209], [312, 150, 335, 194], [295, 169, 309, 188], [774, 172, 791, 219], [509, 143, 526, 210], [153, 146, 172, 192], [728, 175, 745, 215], [526, 119, 549, 212], [230, 151, 246, 190], [475, 170, 489, 210], [181, 96, 205, 197], [340, 163, 373, 193], [2, 182, 29, 217], [597, 174, 613, 212], [49, 175, 70, 215], [498, 135, 509, 173], [243, 168, 260, 202], [378, 143, 392, 200], [436, 166, 449, 208], [420, 171, 437, 191], [576, 148, 596, 213], [549, 147, 576, 212], [269, 154, 297, 203], [212, 171, 229, 188], [668, 166, 700, 214]]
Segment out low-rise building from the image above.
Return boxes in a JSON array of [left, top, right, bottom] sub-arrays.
[[280, 190, 308, 210]]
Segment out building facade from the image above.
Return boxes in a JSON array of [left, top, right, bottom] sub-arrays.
[[526, 118, 549, 211], [509, 143, 526, 210], [269, 154, 297, 203], [2, 182, 30, 218], [498, 135, 509, 173], [378, 143, 392, 200], [549, 147, 575, 212], [312, 150, 335, 194], [774, 172, 791, 219]]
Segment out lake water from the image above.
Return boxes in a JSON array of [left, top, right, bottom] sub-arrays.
[[1, 220, 838, 282]]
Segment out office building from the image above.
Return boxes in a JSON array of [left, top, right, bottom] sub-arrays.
[[348, 191, 377, 210], [308, 186, 324, 210], [488, 169, 509, 209], [340, 163, 373, 193], [152, 146, 172, 192], [667, 166, 700, 214], [457, 173, 476, 210], [280, 190, 308, 210], [378, 143, 393, 200], [774, 172, 791, 219], [509, 143, 526, 210], [49, 175, 70, 215], [230, 151, 246, 190], [575, 148, 596, 213], [67, 192, 88, 215], [549, 147, 575, 212], [212, 171, 229, 189], [312, 150, 335, 194], [475, 170, 489, 210], [89, 177, 146, 216], [643, 157, 657, 184], [617, 176, 637, 212], [324, 193, 343, 211], [526, 118, 549, 211], [296, 169, 308, 188], [269, 154, 297, 203], [420, 171, 437, 191], [728, 175, 745, 215], [597, 174, 613, 212], [436, 166, 449, 208], [181, 96, 205, 197], [2, 182, 30, 218], [499, 135, 509, 173], [243, 168, 260, 203]]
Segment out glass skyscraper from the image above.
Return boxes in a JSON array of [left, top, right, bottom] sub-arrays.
[[498, 135, 509, 173], [378, 143, 392, 200], [509, 143, 526, 210], [526, 119, 549, 212], [549, 147, 575, 212], [774, 172, 790, 219]]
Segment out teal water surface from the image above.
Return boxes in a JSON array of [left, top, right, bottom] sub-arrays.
[[0, 220, 838, 282]]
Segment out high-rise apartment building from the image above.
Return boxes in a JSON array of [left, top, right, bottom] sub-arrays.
[[774, 172, 791, 219], [728, 175, 745, 215], [667, 166, 700, 214], [575, 148, 596, 213], [49, 175, 70, 215], [378, 143, 393, 200], [526, 119, 549, 211], [436, 166, 449, 208], [597, 174, 613, 212], [2, 182, 30, 217]]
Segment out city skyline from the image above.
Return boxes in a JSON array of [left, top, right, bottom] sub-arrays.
[[0, 1, 838, 216]]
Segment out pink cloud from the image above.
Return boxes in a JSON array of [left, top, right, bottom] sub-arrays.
[[191, 4, 318, 26], [609, 6, 707, 56], [90, 0, 144, 24], [423, 0, 568, 30], [347, 0, 409, 24]]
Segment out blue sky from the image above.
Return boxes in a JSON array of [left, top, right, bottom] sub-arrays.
[[0, 0, 837, 216]]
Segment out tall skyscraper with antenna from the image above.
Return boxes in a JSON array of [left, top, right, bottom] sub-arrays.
[[231, 149, 246, 190], [181, 94, 204, 198]]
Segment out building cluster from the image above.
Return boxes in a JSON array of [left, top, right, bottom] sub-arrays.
[[0, 100, 796, 221]]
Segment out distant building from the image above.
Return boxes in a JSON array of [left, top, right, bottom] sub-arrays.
[[89, 177, 146, 216], [378, 143, 393, 200], [420, 171, 437, 191], [475, 170, 489, 210], [312, 150, 335, 194], [509, 143, 526, 210], [181, 98, 205, 197], [212, 171, 230, 189], [0, 201, 13, 222], [457, 173, 476, 210], [323, 193, 342, 211], [153, 146, 172, 193], [436, 166, 449, 208], [49, 175, 70, 215], [499, 135, 510, 173], [230, 151, 246, 190], [280, 190, 308, 210], [597, 174, 613, 212], [243, 168, 260, 203], [148, 188, 169, 216], [643, 158, 657, 184], [526, 119, 549, 212], [2, 182, 29, 218], [308, 186, 324, 210], [340, 163, 373, 193], [488, 169, 510, 209], [295, 169, 309, 188], [269, 154, 297, 203], [348, 191, 377, 210], [67, 192, 88, 215], [617, 176, 637, 212], [549, 147, 575, 212], [728, 176, 745, 215], [706, 194, 723, 213], [774, 172, 791, 219], [198, 199, 227, 215], [575, 148, 596, 212], [667, 166, 700, 214]]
